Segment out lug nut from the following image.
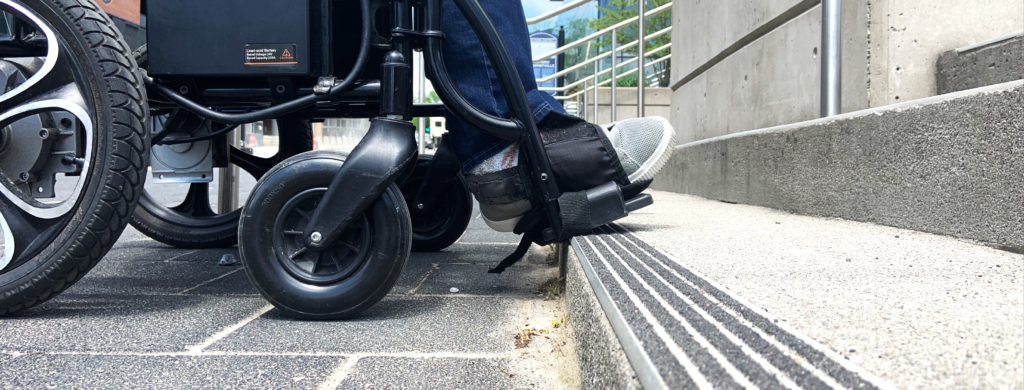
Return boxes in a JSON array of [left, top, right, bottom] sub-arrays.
[[417, 203, 424, 210], [38, 129, 48, 139], [310, 231, 323, 243]]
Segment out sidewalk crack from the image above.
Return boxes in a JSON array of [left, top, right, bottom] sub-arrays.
[[406, 263, 440, 295]]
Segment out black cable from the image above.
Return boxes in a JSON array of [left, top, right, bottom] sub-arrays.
[[144, 0, 373, 125], [156, 124, 239, 146]]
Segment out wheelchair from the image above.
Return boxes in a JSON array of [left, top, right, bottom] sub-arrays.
[[0, 0, 652, 318]]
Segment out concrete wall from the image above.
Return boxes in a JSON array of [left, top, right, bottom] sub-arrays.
[[669, 0, 1023, 145], [937, 34, 1024, 94], [583, 88, 671, 124], [670, 0, 868, 144], [867, 1, 1023, 106], [654, 82, 1024, 252]]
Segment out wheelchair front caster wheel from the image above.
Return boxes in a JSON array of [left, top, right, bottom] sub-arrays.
[[238, 151, 411, 320], [400, 156, 473, 252]]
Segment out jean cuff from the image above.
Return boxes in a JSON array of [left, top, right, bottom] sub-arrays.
[[460, 139, 513, 174], [527, 89, 556, 123]]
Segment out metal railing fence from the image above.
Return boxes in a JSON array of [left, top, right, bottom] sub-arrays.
[[529, 0, 673, 121]]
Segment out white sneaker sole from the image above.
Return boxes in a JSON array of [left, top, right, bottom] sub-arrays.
[[482, 214, 521, 232], [627, 116, 676, 183]]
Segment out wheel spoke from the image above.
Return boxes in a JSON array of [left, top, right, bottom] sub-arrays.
[[310, 252, 324, 273], [0, 3, 93, 220], [293, 207, 311, 221], [170, 183, 217, 218], [229, 146, 277, 179], [288, 246, 307, 261], [0, 9, 87, 123], [0, 194, 66, 270], [339, 240, 359, 252]]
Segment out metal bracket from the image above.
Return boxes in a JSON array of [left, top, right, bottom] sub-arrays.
[[314, 77, 336, 95]]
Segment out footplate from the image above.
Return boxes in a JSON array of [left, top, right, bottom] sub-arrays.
[[554, 181, 653, 242]]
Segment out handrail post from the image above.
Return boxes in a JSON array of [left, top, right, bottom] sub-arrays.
[[610, 28, 618, 122], [582, 80, 589, 120], [821, 0, 841, 117], [593, 58, 599, 122], [637, 0, 646, 117]]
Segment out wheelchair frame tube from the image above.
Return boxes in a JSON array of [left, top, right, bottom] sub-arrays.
[[420, 2, 520, 141], [422, 0, 564, 240]]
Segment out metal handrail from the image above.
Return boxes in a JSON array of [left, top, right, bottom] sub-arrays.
[[532, 2, 671, 63], [539, 42, 671, 92], [555, 54, 671, 101], [525, 0, 592, 25], [536, 26, 671, 84], [533, 1, 672, 121]]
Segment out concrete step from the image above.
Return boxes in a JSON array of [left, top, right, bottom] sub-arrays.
[[938, 32, 1023, 95], [566, 190, 1023, 389], [653, 80, 1024, 252]]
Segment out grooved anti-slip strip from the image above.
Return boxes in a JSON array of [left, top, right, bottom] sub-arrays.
[[571, 224, 898, 390]]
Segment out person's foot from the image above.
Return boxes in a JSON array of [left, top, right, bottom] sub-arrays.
[[605, 116, 676, 183], [465, 116, 675, 232]]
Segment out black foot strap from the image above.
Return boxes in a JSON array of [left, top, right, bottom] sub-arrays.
[[488, 236, 533, 274]]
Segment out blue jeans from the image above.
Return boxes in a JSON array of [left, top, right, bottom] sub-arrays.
[[441, 0, 566, 173]]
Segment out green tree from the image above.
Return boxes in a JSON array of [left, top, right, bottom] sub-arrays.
[[589, 0, 672, 87], [417, 91, 441, 104]]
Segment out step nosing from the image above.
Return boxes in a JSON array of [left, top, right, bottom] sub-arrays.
[[596, 225, 826, 390], [609, 224, 887, 390], [573, 225, 899, 390], [586, 233, 763, 390]]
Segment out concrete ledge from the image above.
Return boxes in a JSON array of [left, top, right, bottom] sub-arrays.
[[565, 245, 642, 390], [653, 81, 1024, 252], [938, 32, 1023, 95]]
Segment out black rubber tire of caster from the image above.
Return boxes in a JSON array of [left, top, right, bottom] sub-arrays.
[[238, 151, 411, 319], [0, 0, 148, 314], [400, 156, 473, 252]]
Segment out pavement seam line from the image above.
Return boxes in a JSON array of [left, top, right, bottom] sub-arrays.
[[599, 230, 801, 390], [318, 355, 362, 390], [0, 353, 22, 366], [608, 228, 841, 390], [406, 263, 439, 295], [185, 304, 273, 354], [175, 268, 243, 295], [162, 249, 202, 263], [5, 351, 514, 358], [592, 234, 759, 390], [615, 224, 900, 390], [582, 236, 714, 390]]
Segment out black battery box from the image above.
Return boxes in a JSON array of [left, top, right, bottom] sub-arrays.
[[146, 0, 331, 77]]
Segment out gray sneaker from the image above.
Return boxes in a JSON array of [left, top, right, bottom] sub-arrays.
[[604, 116, 676, 183], [466, 116, 676, 232]]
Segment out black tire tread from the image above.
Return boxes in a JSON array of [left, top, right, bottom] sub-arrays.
[[0, 0, 148, 315]]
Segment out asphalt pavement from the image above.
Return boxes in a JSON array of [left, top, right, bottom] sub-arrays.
[[0, 171, 580, 389]]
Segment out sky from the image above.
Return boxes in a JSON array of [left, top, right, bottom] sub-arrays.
[[522, 0, 598, 32], [414, 0, 598, 99]]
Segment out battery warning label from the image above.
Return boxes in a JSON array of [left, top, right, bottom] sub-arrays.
[[244, 44, 298, 67]]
